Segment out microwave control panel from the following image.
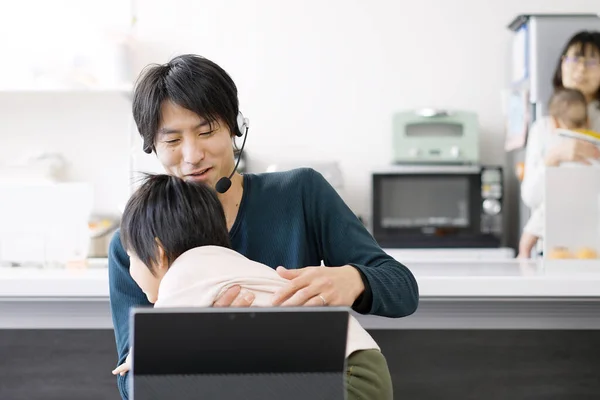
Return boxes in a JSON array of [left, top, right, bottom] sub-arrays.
[[480, 167, 503, 235]]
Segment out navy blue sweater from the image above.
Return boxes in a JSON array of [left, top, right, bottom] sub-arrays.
[[108, 168, 419, 399]]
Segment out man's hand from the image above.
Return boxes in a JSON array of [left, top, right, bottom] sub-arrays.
[[112, 352, 131, 376], [212, 285, 256, 307], [271, 265, 364, 307]]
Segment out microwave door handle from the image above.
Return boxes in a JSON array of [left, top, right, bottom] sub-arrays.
[[417, 109, 452, 118]]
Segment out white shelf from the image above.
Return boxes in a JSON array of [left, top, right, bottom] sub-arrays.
[[0, 85, 133, 94]]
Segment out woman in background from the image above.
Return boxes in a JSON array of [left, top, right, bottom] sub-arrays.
[[519, 31, 600, 258], [518, 88, 594, 258]]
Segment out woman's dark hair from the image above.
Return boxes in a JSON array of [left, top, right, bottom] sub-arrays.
[[548, 88, 588, 128], [132, 54, 240, 154], [120, 174, 231, 271], [552, 30, 600, 104]]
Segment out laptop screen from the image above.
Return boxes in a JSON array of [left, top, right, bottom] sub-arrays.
[[130, 307, 350, 376]]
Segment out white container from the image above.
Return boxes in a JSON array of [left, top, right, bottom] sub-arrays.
[[544, 166, 600, 261], [0, 182, 93, 267]]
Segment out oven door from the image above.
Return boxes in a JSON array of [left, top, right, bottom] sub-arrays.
[[371, 165, 501, 248]]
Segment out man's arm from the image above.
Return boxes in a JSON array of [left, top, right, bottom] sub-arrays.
[[305, 168, 419, 318], [108, 230, 152, 399]]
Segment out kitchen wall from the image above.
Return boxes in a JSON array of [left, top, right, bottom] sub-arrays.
[[1, 0, 599, 220], [0, 93, 132, 216]]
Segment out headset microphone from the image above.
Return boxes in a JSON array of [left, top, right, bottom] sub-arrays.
[[215, 112, 249, 194]]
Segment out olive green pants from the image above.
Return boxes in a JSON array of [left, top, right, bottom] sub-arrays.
[[345, 349, 393, 400]]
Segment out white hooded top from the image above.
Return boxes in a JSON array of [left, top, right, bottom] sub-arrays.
[[153, 245, 380, 358]]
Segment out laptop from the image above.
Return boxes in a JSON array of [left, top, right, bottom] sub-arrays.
[[129, 307, 350, 400]]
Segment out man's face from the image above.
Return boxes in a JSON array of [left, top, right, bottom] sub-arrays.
[[154, 101, 235, 188]]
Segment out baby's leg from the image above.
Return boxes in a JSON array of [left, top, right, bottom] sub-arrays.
[[518, 232, 539, 259], [345, 349, 393, 400]]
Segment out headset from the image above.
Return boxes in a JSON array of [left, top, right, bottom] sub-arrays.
[[215, 111, 249, 194]]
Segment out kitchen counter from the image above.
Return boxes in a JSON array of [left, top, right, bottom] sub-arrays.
[[2, 258, 600, 298], [2, 258, 600, 329]]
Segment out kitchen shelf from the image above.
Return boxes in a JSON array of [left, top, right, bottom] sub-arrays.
[[0, 85, 133, 94]]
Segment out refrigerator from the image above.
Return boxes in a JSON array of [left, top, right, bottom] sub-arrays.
[[504, 13, 600, 251]]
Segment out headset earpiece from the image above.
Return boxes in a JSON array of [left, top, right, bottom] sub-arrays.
[[236, 111, 249, 138], [216, 111, 250, 194]]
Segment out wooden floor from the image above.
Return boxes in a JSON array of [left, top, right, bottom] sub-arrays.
[[1, 329, 599, 400]]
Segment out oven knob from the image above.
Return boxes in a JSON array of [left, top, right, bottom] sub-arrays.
[[450, 146, 460, 158], [482, 199, 501, 215]]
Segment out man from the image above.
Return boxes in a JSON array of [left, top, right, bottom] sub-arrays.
[[109, 53, 419, 399]]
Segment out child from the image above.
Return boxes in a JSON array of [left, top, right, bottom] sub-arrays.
[[111, 173, 392, 400], [518, 88, 594, 258]]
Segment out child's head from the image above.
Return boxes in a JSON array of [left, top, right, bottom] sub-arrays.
[[120, 173, 231, 303], [549, 88, 589, 130]]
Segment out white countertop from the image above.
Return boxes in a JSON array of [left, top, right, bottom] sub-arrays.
[[2, 258, 600, 298], [406, 259, 600, 297]]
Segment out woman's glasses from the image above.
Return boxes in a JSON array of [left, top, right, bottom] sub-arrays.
[[563, 56, 600, 69]]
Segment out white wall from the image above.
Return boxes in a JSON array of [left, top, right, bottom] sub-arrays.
[[0, 93, 132, 216], [0, 0, 133, 216], [2, 0, 600, 220]]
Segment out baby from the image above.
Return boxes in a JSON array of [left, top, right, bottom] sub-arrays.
[[518, 88, 594, 258], [111, 174, 386, 390]]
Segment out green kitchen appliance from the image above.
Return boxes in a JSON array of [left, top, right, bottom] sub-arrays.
[[392, 109, 480, 164]]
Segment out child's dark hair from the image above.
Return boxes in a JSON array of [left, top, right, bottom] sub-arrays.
[[120, 174, 231, 271], [548, 88, 588, 129]]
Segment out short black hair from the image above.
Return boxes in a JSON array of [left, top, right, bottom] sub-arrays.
[[549, 88, 588, 129], [120, 174, 231, 271], [132, 54, 241, 154], [552, 30, 600, 105]]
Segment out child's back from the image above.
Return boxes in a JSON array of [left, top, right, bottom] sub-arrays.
[[155, 245, 380, 358]]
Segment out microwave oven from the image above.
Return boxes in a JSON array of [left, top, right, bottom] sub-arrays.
[[371, 165, 503, 248]]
